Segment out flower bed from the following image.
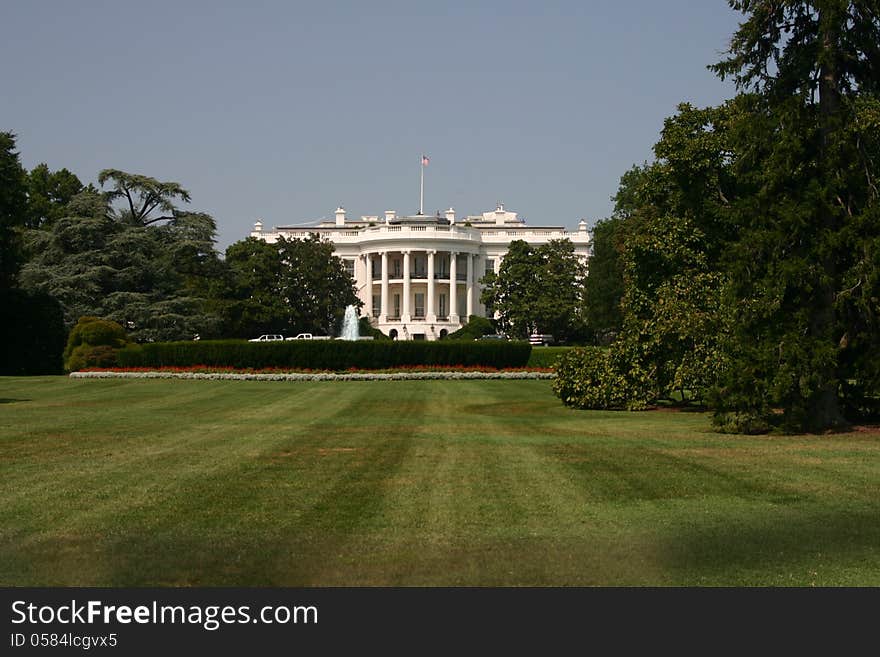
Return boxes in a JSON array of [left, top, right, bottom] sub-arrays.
[[71, 369, 554, 381]]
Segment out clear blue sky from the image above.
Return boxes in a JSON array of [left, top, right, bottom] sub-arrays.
[[2, 0, 742, 249]]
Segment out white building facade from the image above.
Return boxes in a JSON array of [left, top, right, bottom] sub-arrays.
[[252, 204, 591, 340]]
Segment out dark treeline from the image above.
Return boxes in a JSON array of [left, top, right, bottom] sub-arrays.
[[0, 146, 360, 372], [558, 0, 880, 434]]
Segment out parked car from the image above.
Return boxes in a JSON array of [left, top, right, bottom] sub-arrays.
[[248, 334, 285, 342], [285, 333, 332, 340], [476, 334, 509, 341], [529, 334, 555, 346]]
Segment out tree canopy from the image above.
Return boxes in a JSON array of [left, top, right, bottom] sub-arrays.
[[26, 164, 84, 228], [0, 132, 28, 288], [555, 1, 880, 433], [709, 0, 880, 431], [481, 238, 587, 342], [20, 187, 224, 342], [98, 169, 191, 225], [215, 234, 361, 339]]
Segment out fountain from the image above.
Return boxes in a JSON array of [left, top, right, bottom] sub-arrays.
[[340, 305, 360, 341]]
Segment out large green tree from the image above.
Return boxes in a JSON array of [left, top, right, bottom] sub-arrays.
[[275, 234, 361, 336], [0, 132, 28, 289], [20, 188, 224, 342], [582, 217, 624, 342], [219, 237, 288, 338], [216, 234, 361, 338], [708, 0, 880, 432], [98, 169, 191, 225], [481, 238, 587, 341], [26, 163, 84, 228], [557, 103, 741, 409]]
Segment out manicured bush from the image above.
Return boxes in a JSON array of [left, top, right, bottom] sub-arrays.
[[117, 339, 532, 370], [552, 346, 655, 410], [65, 345, 120, 372], [64, 316, 130, 371], [0, 288, 66, 375], [527, 346, 575, 369], [358, 317, 390, 341], [445, 315, 496, 340]]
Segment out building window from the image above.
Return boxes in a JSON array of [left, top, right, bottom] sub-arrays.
[[414, 293, 425, 318], [485, 259, 495, 275], [393, 294, 400, 318], [436, 255, 449, 279], [456, 255, 467, 280], [413, 255, 427, 278], [392, 259, 402, 278], [438, 293, 447, 318], [371, 259, 381, 278], [372, 294, 380, 317], [344, 259, 355, 279]]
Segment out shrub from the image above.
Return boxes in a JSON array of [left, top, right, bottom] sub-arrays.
[[358, 317, 390, 341], [552, 346, 655, 410], [65, 345, 120, 372], [445, 315, 496, 340], [0, 288, 66, 375], [64, 317, 130, 371], [527, 346, 575, 369], [117, 339, 532, 370]]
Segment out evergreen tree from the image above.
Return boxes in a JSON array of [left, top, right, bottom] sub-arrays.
[[0, 132, 28, 289], [26, 164, 83, 228], [20, 188, 224, 342], [709, 0, 880, 431]]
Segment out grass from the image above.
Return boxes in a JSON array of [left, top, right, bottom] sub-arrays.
[[1, 376, 879, 586]]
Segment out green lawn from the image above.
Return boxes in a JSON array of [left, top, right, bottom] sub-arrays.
[[1, 376, 879, 586]]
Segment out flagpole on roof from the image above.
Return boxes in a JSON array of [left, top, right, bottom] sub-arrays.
[[419, 154, 429, 215]]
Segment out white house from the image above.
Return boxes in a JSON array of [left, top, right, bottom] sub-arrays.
[[252, 204, 591, 340]]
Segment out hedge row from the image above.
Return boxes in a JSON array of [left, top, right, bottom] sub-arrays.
[[526, 346, 576, 369], [117, 339, 532, 370]]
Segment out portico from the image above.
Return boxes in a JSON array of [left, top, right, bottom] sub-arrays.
[[361, 248, 477, 339]]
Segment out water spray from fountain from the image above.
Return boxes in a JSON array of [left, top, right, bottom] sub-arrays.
[[340, 305, 360, 341]]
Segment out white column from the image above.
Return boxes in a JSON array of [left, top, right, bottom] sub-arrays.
[[380, 251, 389, 323], [466, 253, 474, 319], [402, 250, 411, 322], [427, 250, 436, 322], [474, 254, 485, 316], [449, 251, 459, 324], [363, 254, 373, 319]]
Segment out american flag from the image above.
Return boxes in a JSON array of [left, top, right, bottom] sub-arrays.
[[421, 155, 430, 166]]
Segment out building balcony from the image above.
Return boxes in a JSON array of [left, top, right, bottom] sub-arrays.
[[356, 224, 482, 246]]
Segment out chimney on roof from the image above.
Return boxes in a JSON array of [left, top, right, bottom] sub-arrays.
[[335, 206, 346, 226], [384, 210, 396, 223], [445, 207, 456, 224]]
